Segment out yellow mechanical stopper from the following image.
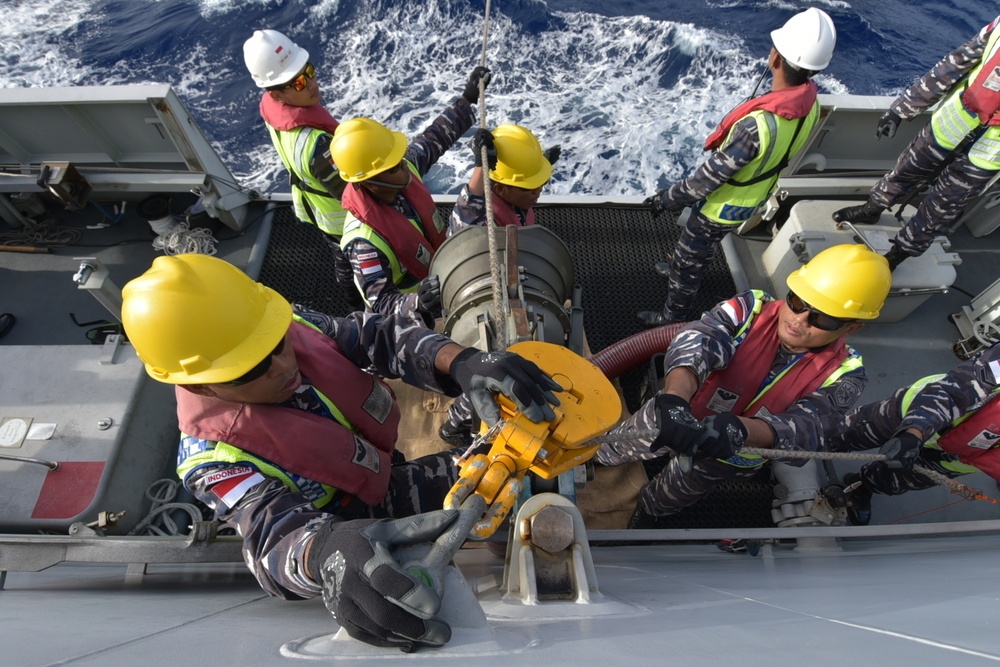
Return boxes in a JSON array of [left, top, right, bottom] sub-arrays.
[[445, 341, 622, 538]]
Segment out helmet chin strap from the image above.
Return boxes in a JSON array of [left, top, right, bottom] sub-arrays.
[[747, 63, 770, 101]]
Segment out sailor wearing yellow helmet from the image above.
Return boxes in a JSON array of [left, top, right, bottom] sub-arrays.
[[594, 244, 892, 528], [448, 123, 561, 233], [120, 252, 559, 651], [330, 65, 491, 326]]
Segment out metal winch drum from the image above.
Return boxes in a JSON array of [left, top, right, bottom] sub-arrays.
[[429, 225, 577, 348]]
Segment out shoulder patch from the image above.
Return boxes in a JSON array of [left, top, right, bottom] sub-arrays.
[[207, 466, 265, 508], [832, 377, 864, 410]]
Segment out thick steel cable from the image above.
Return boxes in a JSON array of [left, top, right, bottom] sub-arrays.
[[476, 0, 508, 351]]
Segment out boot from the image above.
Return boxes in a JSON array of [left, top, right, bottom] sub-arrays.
[[637, 311, 673, 327], [628, 504, 656, 529], [438, 421, 473, 448], [843, 473, 873, 526], [832, 200, 885, 225], [884, 245, 909, 272]]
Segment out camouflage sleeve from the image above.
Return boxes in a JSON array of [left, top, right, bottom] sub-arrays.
[[448, 183, 485, 234], [406, 97, 477, 177], [892, 23, 993, 119], [755, 357, 869, 453], [829, 387, 908, 452], [341, 236, 423, 322], [594, 395, 660, 465], [660, 117, 760, 208], [897, 344, 1000, 439], [662, 290, 765, 383], [184, 461, 336, 600], [293, 306, 460, 394]]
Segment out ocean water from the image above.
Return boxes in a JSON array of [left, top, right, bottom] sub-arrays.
[[0, 0, 994, 197]]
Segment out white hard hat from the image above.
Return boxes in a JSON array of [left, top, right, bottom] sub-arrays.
[[770, 7, 837, 72], [243, 29, 310, 89]]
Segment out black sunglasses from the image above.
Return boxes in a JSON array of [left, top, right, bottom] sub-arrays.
[[786, 291, 855, 332], [363, 162, 410, 189], [221, 336, 286, 386]]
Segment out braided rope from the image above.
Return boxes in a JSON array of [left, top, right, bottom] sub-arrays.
[[476, 0, 508, 351], [582, 429, 995, 504], [151, 220, 217, 256], [0, 218, 83, 246]]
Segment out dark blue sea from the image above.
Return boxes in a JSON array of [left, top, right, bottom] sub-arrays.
[[1, 0, 995, 196]]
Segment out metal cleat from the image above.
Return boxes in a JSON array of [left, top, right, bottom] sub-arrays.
[[502, 493, 601, 605]]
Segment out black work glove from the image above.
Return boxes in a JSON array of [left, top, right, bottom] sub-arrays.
[[309, 511, 459, 652], [472, 128, 497, 169], [878, 431, 922, 469], [416, 275, 442, 319], [462, 66, 492, 104], [643, 189, 683, 220], [650, 393, 703, 454], [543, 145, 562, 166], [449, 348, 562, 425], [694, 412, 748, 460], [876, 110, 901, 140]]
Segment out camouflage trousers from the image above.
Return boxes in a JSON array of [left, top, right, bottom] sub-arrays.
[[445, 393, 474, 430], [870, 123, 998, 256], [663, 211, 736, 321], [595, 396, 765, 516]]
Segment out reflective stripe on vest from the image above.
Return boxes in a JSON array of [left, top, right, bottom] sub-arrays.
[[339, 163, 428, 303], [268, 124, 347, 236], [340, 212, 421, 306], [177, 441, 341, 508], [901, 375, 1000, 475], [699, 104, 820, 225], [930, 28, 1000, 168]]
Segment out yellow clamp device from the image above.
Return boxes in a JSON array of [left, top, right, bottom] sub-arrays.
[[444, 340, 622, 538]]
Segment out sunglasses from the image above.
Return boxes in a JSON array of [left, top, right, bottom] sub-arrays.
[[785, 291, 855, 332], [221, 336, 286, 386], [274, 62, 315, 92], [364, 162, 410, 189]]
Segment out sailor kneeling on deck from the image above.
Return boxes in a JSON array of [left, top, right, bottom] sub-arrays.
[[596, 244, 892, 527], [120, 253, 560, 652]]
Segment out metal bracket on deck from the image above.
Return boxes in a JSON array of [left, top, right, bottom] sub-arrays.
[[501, 493, 601, 605], [72, 257, 123, 322], [951, 275, 1000, 359]]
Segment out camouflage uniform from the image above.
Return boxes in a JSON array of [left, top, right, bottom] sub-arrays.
[[177, 307, 461, 600], [832, 344, 1000, 495], [341, 97, 476, 321], [596, 290, 867, 516], [656, 119, 762, 321], [869, 20, 999, 257]]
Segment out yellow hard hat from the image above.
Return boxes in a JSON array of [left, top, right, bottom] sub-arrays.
[[786, 244, 890, 320], [490, 124, 552, 190], [121, 254, 292, 384], [330, 118, 408, 182]]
